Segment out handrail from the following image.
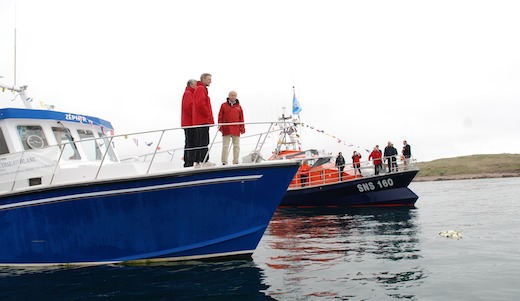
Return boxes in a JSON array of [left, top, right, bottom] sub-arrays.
[[0, 121, 288, 193], [290, 155, 418, 189], [1, 119, 418, 194]]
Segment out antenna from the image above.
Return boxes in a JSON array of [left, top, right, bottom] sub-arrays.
[[14, 3, 17, 86]]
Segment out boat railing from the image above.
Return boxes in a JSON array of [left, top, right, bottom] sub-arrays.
[[0, 121, 285, 194], [290, 155, 418, 189]]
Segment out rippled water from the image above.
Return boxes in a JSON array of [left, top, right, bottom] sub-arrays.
[[1, 177, 519, 300]]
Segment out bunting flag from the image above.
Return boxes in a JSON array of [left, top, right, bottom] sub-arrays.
[[292, 123, 371, 153], [127, 138, 158, 149]]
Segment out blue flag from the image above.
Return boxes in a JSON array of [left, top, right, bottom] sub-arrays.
[[292, 93, 302, 115]]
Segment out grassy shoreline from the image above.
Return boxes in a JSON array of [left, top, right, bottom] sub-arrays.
[[414, 154, 520, 182]]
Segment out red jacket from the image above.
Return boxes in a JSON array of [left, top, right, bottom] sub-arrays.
[[218, 99, 245, 136], [352, 153, 362, 167], [181, 85, 195, 126], [369, 150, 382, 165], [192, 81, 214, 125]]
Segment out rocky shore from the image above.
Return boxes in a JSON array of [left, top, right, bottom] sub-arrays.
[[413, 172, 520, 182]]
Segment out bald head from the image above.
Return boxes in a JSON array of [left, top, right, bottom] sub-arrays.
[[228, 91, 237, 103]]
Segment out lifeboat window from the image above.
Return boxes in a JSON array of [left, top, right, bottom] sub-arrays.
[[52, 127, 81, 160], [313, 157, 331, 167], [17, 126, 48, 150], [0, 128, 8, 154]]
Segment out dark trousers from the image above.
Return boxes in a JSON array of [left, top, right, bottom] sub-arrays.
[[353, 163, 361, 175], [193, 126, 210, 163], [338, 167, 344, 181], [183, 128, 197, 167], [300, 174, 308, 187], [387, 158, 398, 172], [374, 164, 382, 175]]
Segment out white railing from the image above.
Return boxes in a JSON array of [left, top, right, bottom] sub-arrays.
[[0, 122, 285, 194], [290, 155, 418, 189]]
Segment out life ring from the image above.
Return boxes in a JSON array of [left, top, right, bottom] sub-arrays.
[[26, 135, 45, 149]]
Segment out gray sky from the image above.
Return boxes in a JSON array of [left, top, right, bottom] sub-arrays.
[[1, 0, 519, 162]]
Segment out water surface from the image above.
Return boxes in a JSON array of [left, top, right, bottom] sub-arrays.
[[1, 177, 519, 300]]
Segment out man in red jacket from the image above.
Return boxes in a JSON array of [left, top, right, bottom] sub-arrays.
[[181, 79, 197, 167], [368, 145, 383, 175], [218, 91, 245, 165], [192, 73, 214, 165]]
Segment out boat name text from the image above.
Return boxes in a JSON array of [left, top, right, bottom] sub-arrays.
[[65, 113, 92, 124], [357, 178, 394, 192], [0, 156, 37, 168]]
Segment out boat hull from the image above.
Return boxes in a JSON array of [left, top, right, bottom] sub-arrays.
[[280, 170, 419, 207], [0, 163, 299, 265]]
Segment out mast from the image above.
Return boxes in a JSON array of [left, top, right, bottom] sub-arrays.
[[0, 5, 33, 109], [274, 87, 302, 155]]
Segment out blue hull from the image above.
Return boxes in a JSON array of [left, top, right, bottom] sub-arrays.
[[0, 163, 299, 265], [280, 170, 419, 207]]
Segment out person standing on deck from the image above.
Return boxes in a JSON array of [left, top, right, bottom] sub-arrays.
[[218, 91, 245, 165], [181, 79, 198, 167], [369, 145, 383, 175], [402, 140, 412, 169], [335, 152, 346, 181], [299, 160, 311, 187], [384, 141, 398, 172], [352, 151, 362, 176], [192, 73, 214, 165]]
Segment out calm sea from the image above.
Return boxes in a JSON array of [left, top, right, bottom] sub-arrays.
[[1, 177, 519, 300]]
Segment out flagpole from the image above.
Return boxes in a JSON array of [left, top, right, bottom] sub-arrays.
[[292, 86, 302, 150]]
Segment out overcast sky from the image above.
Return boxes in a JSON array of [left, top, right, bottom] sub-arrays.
[[1, 0, 519, 162]]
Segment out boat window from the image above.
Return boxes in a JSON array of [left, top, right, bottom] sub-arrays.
[[52, 127, 81, 160], [313, 157, 331, 167], [304, 159, 316, 166], [77, 130, 103, 161], [0, 128, 8, 155], [17, 126, 48, 150], [97, 131, 118, 162]]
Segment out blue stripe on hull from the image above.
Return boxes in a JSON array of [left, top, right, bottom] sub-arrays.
[[281, 170, 419, 207], [0, 164, 299, 265]]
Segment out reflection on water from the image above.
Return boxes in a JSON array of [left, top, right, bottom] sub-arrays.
[[0, 260, 276, 301], [257, 207, 425, 300], [1, 208, 425, 300]]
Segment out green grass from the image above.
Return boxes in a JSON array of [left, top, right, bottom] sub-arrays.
[[416, 153, 520, 177]]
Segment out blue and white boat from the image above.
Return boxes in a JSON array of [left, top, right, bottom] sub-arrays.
[[0, 83, 299, 266]]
